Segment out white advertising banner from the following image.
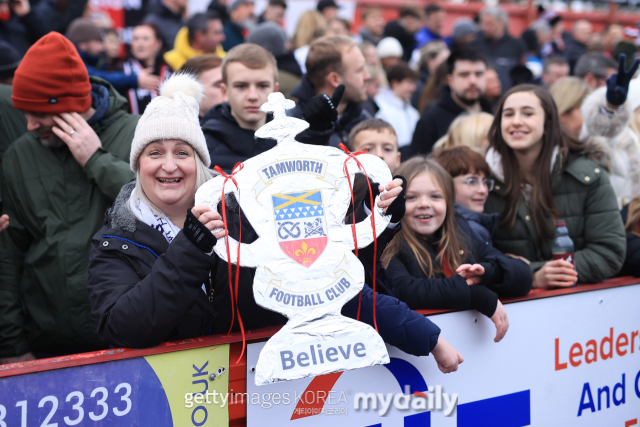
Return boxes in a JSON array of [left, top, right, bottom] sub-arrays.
[[245, 283, 640, 426]]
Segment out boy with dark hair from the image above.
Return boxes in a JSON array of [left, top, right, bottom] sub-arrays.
[[410, 48, 493, 156], [349, 118, 401, 173], [374, 62, 419, 156], [431, 146, 496, 242]]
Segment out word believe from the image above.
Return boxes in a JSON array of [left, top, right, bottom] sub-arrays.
[[260, 159, 326, 181], [268, 278, 352, 308], [555, 327, 639, 370], [280, 341, 367, 371]]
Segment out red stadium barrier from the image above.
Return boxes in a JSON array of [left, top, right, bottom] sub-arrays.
[[1, 276, 638, 426]]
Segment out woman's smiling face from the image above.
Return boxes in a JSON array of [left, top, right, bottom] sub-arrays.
[[500, 91, 546, 155], [138, 139, 197, 214]]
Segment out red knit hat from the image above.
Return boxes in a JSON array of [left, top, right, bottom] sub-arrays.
[[12, 32, 92, 114]]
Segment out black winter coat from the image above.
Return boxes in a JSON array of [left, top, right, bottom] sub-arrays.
[[619, 205, 640, 277], [87, 182, 442, 356], [202, 102, 333, 172], [201, 103, 277, 173], [409, 86, 493, 156], [384, 216, 532, 317], [288, 76, 372, 148]]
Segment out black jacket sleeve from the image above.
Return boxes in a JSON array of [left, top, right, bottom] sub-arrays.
[[409, 113, 440, 156], [385, 257, 498, 317], [475, 244, 533, 298], [87, 231, 215, 348], [618, 233, 640, 277], [342, 283, 441, 356]]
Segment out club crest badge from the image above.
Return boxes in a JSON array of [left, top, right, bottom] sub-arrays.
[[195, 92, 393, 385], [272, 190, 327, 267]]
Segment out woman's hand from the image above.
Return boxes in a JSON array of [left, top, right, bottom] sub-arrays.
[[456, 263, 485, 285], [431, 336, 464, 373], [191, 206, 226, 240], [490, 300, 509, 342], [0, 215, 9, 233], [532, 260, 577, 288]]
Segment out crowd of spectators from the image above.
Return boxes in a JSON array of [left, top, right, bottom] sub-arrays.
[[1, 0, 640, 378]]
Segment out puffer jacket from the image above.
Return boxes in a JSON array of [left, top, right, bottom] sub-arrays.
[[580, 86, 640, 208], [0, 78, 138, 357], [88, 182, 442, 356], [384, 215, 532, 317], [484, 148, 626, 283]]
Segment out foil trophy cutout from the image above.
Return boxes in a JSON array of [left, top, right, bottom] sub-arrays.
[[195, 92, 392, 385]]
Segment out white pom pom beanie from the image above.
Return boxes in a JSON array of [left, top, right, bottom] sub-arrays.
[[130, 73, 211, 172]]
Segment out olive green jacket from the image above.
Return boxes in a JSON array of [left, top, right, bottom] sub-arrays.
[[484, 150, 626, 283], [0, 78, 138, 357]]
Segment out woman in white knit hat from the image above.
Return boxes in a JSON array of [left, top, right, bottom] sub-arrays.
[[87, 73, 227, 348], [84, 74, 465, 372]]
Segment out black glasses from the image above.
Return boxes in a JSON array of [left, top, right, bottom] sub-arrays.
[[454, 177, 495, 191]]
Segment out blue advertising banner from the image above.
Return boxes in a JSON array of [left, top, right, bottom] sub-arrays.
[[0, 344, 229, 426]]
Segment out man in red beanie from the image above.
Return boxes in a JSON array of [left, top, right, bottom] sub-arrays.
[[0, 32, 139, 362]]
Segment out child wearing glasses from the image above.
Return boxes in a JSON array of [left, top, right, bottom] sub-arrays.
[[381, 157, 532, 343], [432, 146, 496, 243]]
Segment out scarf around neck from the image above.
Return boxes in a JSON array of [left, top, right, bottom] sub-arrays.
[[128, 187, 181, 243]]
